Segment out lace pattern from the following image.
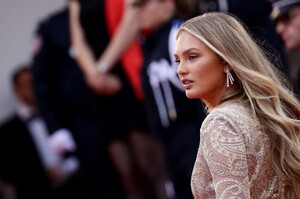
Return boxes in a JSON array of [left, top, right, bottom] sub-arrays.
[[191, 102, 285, 198]]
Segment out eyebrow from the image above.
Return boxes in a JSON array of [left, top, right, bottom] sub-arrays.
[[174, 48, 200, 57]]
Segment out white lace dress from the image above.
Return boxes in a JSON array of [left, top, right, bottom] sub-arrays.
[[191, 102, 286, 198]]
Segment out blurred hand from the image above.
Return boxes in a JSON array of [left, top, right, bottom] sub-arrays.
[[48, 129, 77, 155], [86, 71, 122, 96], [47, 156, 80, 187]]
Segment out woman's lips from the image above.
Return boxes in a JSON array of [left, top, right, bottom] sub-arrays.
[[181, 79, 193, 89]]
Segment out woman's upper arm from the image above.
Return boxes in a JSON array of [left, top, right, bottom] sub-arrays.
[[69, 0, 84, 46], [201, 114, 251, 199]]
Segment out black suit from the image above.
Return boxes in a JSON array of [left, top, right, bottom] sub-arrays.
[[0, 115, 53, 199], [32, 8, 122, 199]]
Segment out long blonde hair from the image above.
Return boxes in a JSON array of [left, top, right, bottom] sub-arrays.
[[177, 12, 300, 198]]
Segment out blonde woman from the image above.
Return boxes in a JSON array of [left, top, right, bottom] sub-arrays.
[[174, 12, 300, 198]]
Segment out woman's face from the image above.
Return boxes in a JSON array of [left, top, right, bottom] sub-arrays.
[[175, 31, 227, 107]]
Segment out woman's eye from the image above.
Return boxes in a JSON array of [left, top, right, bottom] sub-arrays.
[[189, 55, 197, 61], [174, 59, 180, 64]]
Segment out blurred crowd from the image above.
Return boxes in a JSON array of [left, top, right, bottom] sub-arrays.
[[0, 0, 299, 199]]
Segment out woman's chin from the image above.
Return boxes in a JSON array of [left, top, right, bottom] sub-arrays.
[[185, 91, 198, 99]]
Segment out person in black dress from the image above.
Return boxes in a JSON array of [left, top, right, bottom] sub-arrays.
[[69, 0, 168, 198]]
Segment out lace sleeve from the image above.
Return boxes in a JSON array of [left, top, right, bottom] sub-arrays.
[[201, 113, 251, 199]]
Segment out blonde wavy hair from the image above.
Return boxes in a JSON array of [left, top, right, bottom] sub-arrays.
[[177, 12, 300, 198]]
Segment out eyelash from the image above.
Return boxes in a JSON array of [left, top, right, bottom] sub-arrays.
[[189, 55, 198, 60], [174, 54, 198, 64]]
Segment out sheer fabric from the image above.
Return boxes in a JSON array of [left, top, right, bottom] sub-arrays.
[[191, 102, 286, 198]]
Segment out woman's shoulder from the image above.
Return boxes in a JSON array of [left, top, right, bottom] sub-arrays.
[[201, 101, 259, 136], [211, 102, 249, 117], [206, 101, 250, 121]]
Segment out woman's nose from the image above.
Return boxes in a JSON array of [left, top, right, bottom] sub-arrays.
[[176, 62, 186, 77]]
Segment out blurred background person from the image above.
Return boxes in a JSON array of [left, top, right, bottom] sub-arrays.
[[69, 0, 167, 198], [0, 65, 54, 199], [31, 4, 122, 199], [0, 65, 79, 199], [271, 0, 300, 95], [134, 0, 206, 198]]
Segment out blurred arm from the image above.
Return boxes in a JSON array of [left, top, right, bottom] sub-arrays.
[[96, 0, 140, 71], [32, 21, 76, 154], [69, 0, 98, 77]]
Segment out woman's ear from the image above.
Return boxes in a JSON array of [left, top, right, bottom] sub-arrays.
[[222, 60, 231, 73]]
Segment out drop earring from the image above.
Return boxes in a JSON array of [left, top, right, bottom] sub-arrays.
[[226, 69, 234, 87]]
